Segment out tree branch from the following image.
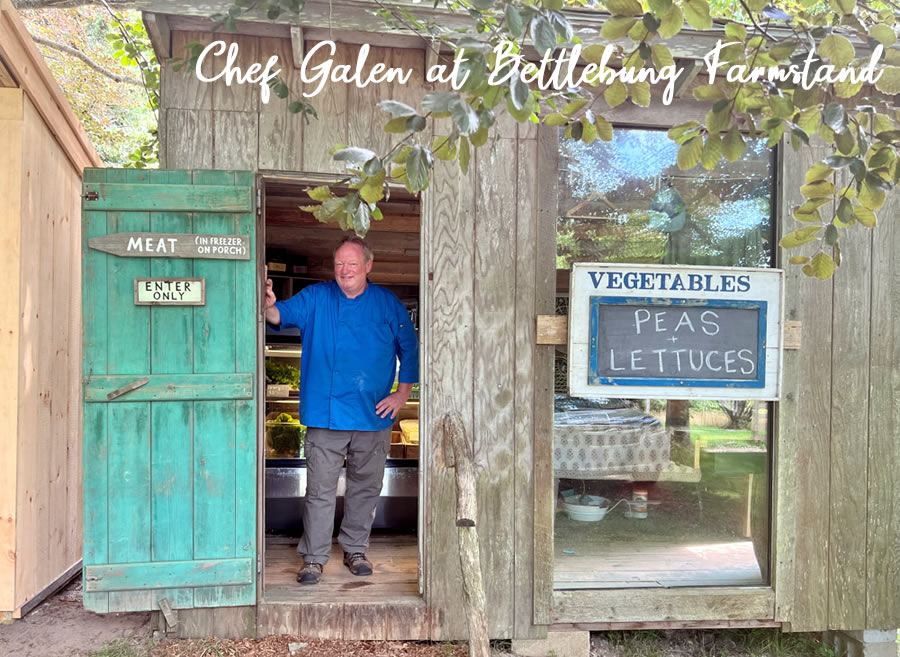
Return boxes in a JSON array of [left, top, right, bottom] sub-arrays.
[[30, 34, 142, 85]]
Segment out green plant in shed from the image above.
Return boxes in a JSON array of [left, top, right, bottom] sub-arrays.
[[265, 360, 300, 389], [266, 412, 305, 455]]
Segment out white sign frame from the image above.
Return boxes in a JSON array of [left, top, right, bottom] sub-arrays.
[[134, 277, 206, 306], [568, 263, 784, 400]]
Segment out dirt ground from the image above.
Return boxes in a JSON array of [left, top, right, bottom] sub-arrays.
[[0, 580, 151, 657], [0, 578, 851, 657]]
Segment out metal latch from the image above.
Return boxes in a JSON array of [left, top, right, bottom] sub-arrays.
[[83, 191, 99, 201]]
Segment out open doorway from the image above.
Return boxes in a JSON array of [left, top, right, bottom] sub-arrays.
[[259, 175, 422, 602]]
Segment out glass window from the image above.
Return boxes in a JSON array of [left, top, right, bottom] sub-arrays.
[[553, 127, 775, 590]]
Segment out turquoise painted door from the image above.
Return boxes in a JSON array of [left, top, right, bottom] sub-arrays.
[[81, 169, 257, 613]]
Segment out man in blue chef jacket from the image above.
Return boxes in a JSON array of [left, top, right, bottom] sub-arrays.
[[265, 235, 419, 585]]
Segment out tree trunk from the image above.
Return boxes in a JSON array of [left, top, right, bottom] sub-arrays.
[[438, 412, 490, 657]]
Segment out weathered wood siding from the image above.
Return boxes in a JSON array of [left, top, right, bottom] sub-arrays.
[[774, 141, 900, 632]]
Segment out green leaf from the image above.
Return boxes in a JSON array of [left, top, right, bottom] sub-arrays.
[[693, 84, 725, 101], [724, 22, 747, 42], [581, 117, 598, 143], [823, 103, 846, 133], [797, 107, 821, 135], [805, 162, 833, 183], [651, 44, 675, 70], [819, 34, 855, 67], [830, 0, 856, 14], [657, 5, 683, 38], [600, 16, 637, 39], [835, 74, 865, 99], [706, 106, 731, 134], [858, 180, 886, 209], [701, 134, 722, 170], [422, 91, 459, 113], [450, 98, 480, 135], [544, 113, 569, 126], [677, 137, 703, 169], [307, 185, 332, 201], [406, 146, 432, 194], [459, 137, 471, 175], [669, 120, 700, 143], [432, 135, 457, 161], [722, 128, 746, 162], [509, 76, 530, 111], [563, 99, 590, 115], [630, 81, 650, 107], [824, 224, 838, 246], [793, 205, 822, 223], [780, 225, 821, 248], [378, 100, 417, 117], [531, 15, 557, 55], [804, 252, 835, 280], [360, 169, 386, 204], [470, 125, 489, 147], [606, 0, 644, 16], [824, 155, 856, 168], [853, 204, 877, 227], [683, 0, 712, 30], [769, 94, 794, 119], [594, 114, 614, 141], [800, 180, 835, 197], [648, 0, 672, 16], [875, 67, 900, 95], [605, 80, 628, 108], [835, 197, 853, 226], [505, 4, 525, 38], [868, 24, 897, 47]]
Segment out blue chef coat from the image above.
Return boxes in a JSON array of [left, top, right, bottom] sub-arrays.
[[271, 280, 419, 431]]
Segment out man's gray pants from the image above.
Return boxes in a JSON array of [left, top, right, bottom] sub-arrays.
[[297, 427, 391, 564]]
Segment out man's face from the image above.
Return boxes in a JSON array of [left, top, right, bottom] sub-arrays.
[[334, 243, 372, 298]]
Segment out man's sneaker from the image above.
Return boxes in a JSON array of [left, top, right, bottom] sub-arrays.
[[343, 551, 373, 576], [297, 562, 323, 585]]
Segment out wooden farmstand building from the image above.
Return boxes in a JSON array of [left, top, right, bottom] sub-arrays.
[[8, 0, 900, 652]]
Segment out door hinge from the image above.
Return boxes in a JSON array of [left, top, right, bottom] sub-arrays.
[[257, 554, 262, 576], [83, 191, 99, 201], [256, 188, 262, 216]]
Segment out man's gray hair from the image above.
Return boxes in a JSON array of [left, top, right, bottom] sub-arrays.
[[335, 235, 373, 263]]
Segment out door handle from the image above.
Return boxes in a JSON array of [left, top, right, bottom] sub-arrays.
[[106, 377, 150, 400]]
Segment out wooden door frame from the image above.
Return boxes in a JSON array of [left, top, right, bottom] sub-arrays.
[[254, 171, 426, 600]]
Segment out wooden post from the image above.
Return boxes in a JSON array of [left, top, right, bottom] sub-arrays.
[[438, 412, 490, 657]]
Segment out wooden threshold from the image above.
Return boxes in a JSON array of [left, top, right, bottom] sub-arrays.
[[260, 536, 429, 639]]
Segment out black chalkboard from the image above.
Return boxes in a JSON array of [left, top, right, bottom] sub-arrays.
[[589, 299, 763, 383]]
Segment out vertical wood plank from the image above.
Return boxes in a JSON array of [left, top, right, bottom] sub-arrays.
[[258, 36, 304, 172], [827, 173, 870, 629], [210, 35, 259, 113], [107, 402, 152, 612], [426, 156, 476, 640], [513, 137, 543, 639], [348, 46, 392, 158], [301, 41, 349, 173], [165, 110, 214, 170], [473, 137, 517, 638], [81, 168, 108, 613], [866, 187, 900, 628], [82, 403, 109, 613], [192, 401, 237, 562], [773, 141, 832, 632], [106, 205, 150, 375], [532, 126, 558, 625], [214, 111, 259, 171], [163, 31, 214, 111], [0, 89, 22, 613]]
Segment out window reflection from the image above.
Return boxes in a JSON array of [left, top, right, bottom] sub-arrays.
[[553, 127, 774, 590]]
